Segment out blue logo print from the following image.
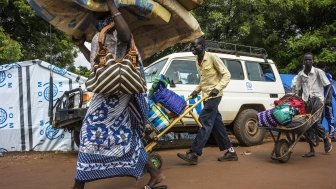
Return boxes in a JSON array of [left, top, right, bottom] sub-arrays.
[[0, 108, 7, 125], [0, 107, 14, 129], [43, 83, 58, 101], [0, 63, 21, 71], [49, 65, 67, 76], [246, 81, 253, 90], [0, 71, 6, 87], [40, 121, 64, 140], [0, 148, 8, 153], [0, 71, 13, 88]]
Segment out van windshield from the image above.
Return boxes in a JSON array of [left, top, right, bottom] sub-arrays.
[[164, 59, 199, 84], [144, 59, 168, 82]]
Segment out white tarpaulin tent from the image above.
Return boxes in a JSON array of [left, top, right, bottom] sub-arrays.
[[0, 60, 87, 152]]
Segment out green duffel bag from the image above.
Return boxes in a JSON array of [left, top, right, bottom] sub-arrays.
[[272, 102, 298, 125]]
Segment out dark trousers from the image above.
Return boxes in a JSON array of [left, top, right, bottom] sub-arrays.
[[305, 97, 327, 144], [190, 96, 232, 155], [306, 117, 327, 144]]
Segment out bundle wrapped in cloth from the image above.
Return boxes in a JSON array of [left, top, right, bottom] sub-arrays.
[[27, 0, 204, 59], [151, 86, 187, 116], [257, 103, 299, 128]]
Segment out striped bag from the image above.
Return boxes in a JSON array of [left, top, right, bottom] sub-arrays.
[[148, 100, 170, 133], [85, 23, 147, 94]]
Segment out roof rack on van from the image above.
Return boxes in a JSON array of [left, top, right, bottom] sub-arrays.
[[205, 40, 268, 59]]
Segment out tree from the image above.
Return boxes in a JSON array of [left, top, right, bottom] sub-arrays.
[[0, 26, 23, 62], [192, 0, 336, 75], [69, 65, 91, 78], [0, 0, 8, 8], [0, 0, 78, 67], [1, 0, 335, 77]]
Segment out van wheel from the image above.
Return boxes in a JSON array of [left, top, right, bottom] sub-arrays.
[[233, 109, 266, 146]]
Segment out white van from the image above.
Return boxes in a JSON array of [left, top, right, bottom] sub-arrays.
[[144, 43, 285, 146]]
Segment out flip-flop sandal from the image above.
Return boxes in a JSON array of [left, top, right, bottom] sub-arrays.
[[144, 185, 167, 189], [154, 186, 167, 189]]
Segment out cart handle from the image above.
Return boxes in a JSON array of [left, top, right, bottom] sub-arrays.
[[185, 95, 209, 102]]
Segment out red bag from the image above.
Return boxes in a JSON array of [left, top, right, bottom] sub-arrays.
[[274, 95, 306, 115]]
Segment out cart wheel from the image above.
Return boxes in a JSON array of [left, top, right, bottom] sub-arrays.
[[148, 152, 163, 169], [275, 139, 292, 163]]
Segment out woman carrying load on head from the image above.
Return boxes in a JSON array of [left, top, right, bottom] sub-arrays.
[[72, 1, 165, 188]]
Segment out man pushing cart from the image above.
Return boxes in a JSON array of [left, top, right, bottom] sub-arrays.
[[258, 52, 333, 163], [294, 53, 333, 157]]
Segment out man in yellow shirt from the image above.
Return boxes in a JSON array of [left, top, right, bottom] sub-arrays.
[[177, 37, 238, 164]]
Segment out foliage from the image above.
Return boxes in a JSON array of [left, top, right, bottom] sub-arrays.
[[0, 26, 23, 62], [1, 0, 335, 77], [0, 0, 77, 67], [0, 0, 8, 8], [68, 65, 91, 78], [143, 43, 187, 66], [144, 0, 336, 76], [192, 0, 336, 75]]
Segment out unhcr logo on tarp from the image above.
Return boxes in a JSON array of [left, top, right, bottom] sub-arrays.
[[37, 82, 59, 102], [39, 120, 64, 140], [0, 108, 7, 128], [0, 107, 14, 129], [0, 71, 6, 87], [48, 65, 67, 76], [0, 63, 21, 71], [0, 71, 13, 88], [43, 83, 58, 101]]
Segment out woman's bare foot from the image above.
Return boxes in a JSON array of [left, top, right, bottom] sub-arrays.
[[146, 162, 166, 188], [73, 180, 85, 189], [148, 170, 165, 187]]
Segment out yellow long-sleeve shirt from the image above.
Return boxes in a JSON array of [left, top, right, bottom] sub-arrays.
[[195, 52, 231, 97]]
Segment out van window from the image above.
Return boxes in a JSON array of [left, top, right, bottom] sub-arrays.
[[144, 59, 167, 82], [221, 59, 244, 80], [246, 61, 275, 82], [164, 59, 199, 84]]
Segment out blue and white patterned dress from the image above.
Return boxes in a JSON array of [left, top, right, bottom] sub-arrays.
[[75, 24, 148, 181]]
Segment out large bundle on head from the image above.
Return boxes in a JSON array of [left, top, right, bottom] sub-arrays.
[[27, 0, 204, 59]]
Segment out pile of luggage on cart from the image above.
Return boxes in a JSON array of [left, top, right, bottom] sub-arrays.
[[257, 94, 324, 163], [144, 75, 206, 168]]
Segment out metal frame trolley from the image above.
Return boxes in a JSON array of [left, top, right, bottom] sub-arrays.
[[145, 96, 208, 169]]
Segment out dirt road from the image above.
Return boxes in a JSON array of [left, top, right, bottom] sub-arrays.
[[0, 141, 335, 189]]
